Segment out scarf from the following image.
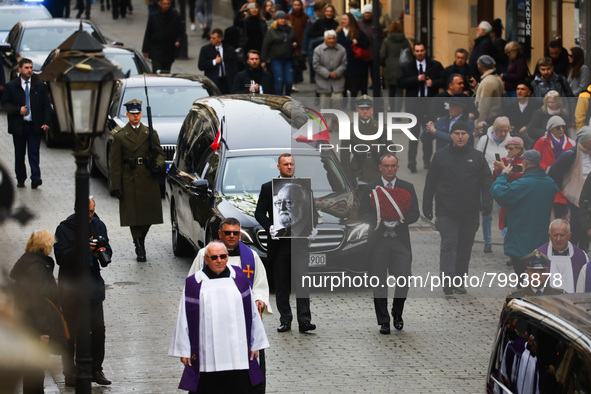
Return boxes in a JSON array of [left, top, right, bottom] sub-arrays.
[[549, 133, 566, 159], [548, 107, 562, 116]]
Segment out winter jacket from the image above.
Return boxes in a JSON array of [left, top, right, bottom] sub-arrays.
[[313, 42, 347, 94], [491, 166, 558, 258], [261, 21, 298, 62], [423, 144, 492, 218], [380, 32, 411, 86]]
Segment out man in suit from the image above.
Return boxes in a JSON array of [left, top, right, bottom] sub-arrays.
[[255, 153, 316, 333], [398, 42, 445, 173], [1, 58, 51, 189], [141, 0, 183, 73], [198, 28, 238, 94], [109, 99, 165, 262], [359, 154, 419, 334]]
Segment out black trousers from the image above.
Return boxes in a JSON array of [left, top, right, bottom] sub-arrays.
[[151, 60, 173, 74], [269, 238, 311, 325], [407, 121, 433, 168], [370, 235, 412, 325], [62, 301, 106, 376]]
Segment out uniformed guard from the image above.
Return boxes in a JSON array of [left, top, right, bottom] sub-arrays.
[[340, 95, 389, 184], [109, 99, 165, 262]]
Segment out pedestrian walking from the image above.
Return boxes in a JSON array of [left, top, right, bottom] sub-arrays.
[[142, 0, 183, 73]]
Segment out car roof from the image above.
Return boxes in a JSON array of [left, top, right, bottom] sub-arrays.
[[195, 95, 316, 152], [122, 74, 215, 88], [19, 18, 97, 28], [509, 293, 591, 343]]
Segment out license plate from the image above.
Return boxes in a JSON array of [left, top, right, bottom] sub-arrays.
[[309, 253, 326, 266]]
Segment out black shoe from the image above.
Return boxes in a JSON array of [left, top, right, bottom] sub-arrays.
[[92, 370, 111, 385], [299, 322, 316, 333], [393, 314, 404, 331], [408, 164, 417, 173], [17, 181, 25, 188], [484, 244, 492, 253], [277, 322, 291, 332], [202, 28, 210, 39], [134, 238, 146, 262], [443, 286, 454, 296], [453, 285, 467, 294], [379, 323, 390, 334], [31, 179, 42, 189], [64, 375, 76, 387]]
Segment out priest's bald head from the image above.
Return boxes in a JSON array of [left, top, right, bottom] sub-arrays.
[[204, 241, 229, 275]]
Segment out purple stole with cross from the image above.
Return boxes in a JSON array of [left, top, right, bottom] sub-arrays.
[[238, 242, 256, 288], [178, 268, 265, 392]]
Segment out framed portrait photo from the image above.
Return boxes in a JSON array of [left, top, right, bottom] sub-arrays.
[[272, 178, 313, 238]]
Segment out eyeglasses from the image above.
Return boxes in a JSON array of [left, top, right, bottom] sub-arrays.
[[206, 254, 228, 261], [274, 199, 292, 209], [553, 126, 565, 130], [222, 231, 240, 236]]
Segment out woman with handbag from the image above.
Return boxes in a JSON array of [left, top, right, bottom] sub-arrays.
[[10, 230, 64, 394], [336, 12, 370, 98], [261, 10, 298, 95]]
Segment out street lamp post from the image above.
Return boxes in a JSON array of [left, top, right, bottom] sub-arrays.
[[39, 27, 123, 394]]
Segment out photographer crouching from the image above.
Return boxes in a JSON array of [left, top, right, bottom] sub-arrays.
[[54, 196, 113, 386]]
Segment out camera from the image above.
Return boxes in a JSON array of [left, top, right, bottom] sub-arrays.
[[91, 236, 111, 267]]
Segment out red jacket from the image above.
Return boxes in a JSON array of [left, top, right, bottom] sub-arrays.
[[534, 133, 575, 204]]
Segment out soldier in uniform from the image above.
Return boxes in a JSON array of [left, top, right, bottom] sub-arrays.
[[109, 99, 165, 262], [340, 95, 389, 184], [506, 250, 565, 304]]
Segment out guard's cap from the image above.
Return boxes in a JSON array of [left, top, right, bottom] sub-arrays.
[[521, 250, 550, 270], [125, 99, 142, 114], [356, 94, 373, 108]]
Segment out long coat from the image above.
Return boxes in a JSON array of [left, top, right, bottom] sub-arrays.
[[380, 32, 411, 86], [141, 8, 183, 63], [110, 122, 164, 227], [313, 42, 347, 94]]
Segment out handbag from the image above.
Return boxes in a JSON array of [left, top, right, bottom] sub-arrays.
[[399, 48, 412, 65], [46, 298, 70, 354], [351, 43, 371, 61]]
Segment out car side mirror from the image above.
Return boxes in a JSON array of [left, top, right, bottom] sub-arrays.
[[190, 179, 209, 191]]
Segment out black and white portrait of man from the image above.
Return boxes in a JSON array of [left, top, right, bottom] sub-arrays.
[[272, 178, 313, 238]]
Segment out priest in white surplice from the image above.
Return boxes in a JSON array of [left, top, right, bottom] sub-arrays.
[[169, 241, 269, 393]]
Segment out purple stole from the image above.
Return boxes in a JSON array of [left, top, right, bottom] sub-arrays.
[[178, 269, 265, 392], [585, 264, 591, 292], [238, 242, 256, 289], [537, 242, 587, 285]]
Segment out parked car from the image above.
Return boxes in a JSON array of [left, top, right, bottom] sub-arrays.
[[89, 74, 221, 189], [41, 44, 152, 145], [487, 293, 591, 393], [0, 2, 52, 43], [0, 19, 107, 82], [166, 95, 368, 272]]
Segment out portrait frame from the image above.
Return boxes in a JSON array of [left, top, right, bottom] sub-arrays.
[[271, 178, 313, 238]]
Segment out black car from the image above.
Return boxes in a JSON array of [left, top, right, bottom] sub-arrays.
[[41, 44, 152, 145], [166, 95, 368, 272], [0, 19, 107, 81], [487, 294, 591, 393], [0, 2, 52, 43], [90, 74, 221, 188]]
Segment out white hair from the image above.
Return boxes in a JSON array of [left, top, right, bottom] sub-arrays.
[[324, 29, 337, 38], [204, 241, 228, 256], [549, 218, 571, 233], [479, 21, 492, 34]]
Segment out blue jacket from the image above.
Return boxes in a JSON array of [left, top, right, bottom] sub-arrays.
[[491, 166, 558, 258]]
